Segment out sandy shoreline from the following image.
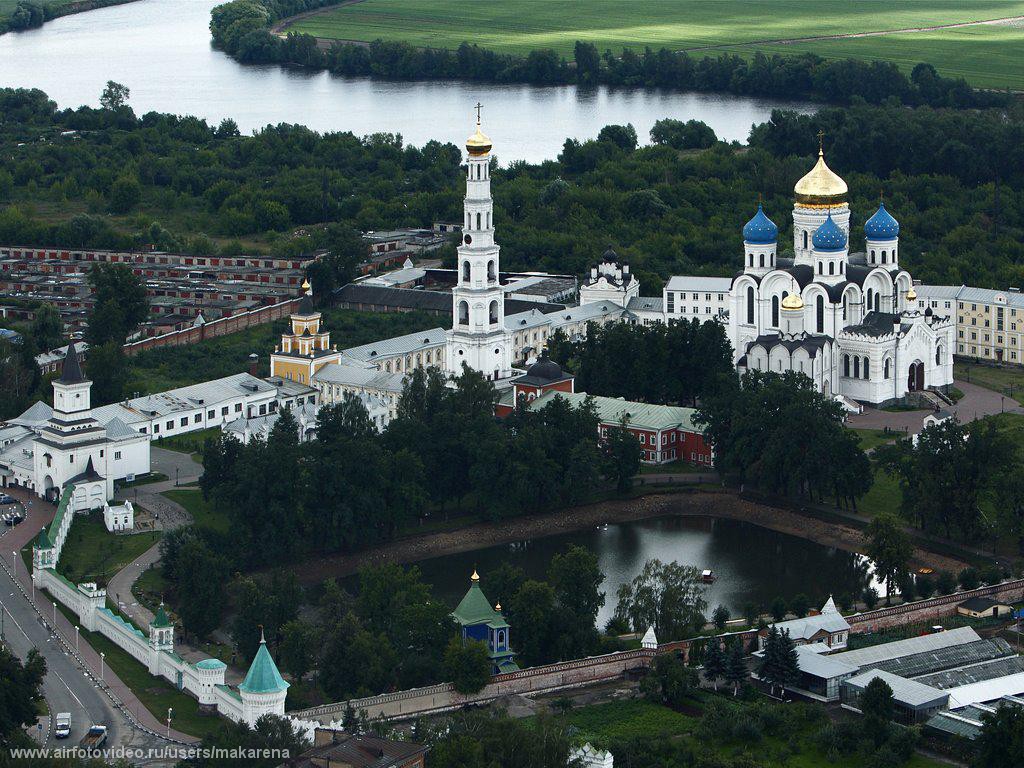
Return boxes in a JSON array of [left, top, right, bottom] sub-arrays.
[[287, 488, 968, 585]]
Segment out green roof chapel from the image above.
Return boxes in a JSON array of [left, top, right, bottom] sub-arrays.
[[239, 630, 289, 695]]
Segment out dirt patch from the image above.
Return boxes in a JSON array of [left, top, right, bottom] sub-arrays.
[[286, 488, 967, 585]]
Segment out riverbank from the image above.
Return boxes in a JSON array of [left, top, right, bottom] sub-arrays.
[[0, 0, 140, 35], [284, 486, 969, 586]]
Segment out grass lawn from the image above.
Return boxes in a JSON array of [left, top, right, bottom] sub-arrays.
[[161, 489, 231, 535], [288, 0, 1024, 89], [565, 699, 696, 743], [640, 460, 706, 474], [116, 472, 169, 488], [154, 427, 221, 459], [859, 465, 902, 518], [56, 511, 160, 585], [851, 428, 901, 452], [955, 360, 1024, 405]]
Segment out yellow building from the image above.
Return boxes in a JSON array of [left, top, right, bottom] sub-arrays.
[[269, 282, 343, 384]]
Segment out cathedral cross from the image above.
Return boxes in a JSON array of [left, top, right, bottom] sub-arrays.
[[817, 129, 825, 152], [475, 102, 483, 125]]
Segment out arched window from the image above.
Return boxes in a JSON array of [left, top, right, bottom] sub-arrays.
[[771, 295, 779, 327], [802, 231, 808, 250], [870, 249, 875, 263], [881, 250, 887, 264], [486, 212, 491, 228], [458, 300, 469, 325], [816, 295, 824, 333], [936, 346, 942, 365], [748, 253, 753, 267], [874, 292, 881, 313], [828, 262, 835, 275], [817, 262, 823, 275], [746, 287, 755, 325], [840, 262, 844, 274], [843, 354, 850, 377], [487, 260, 496, 281], [476, 212, 481, 230], [759, 253, 764, 268], [462, 260, 470, 281], [854, 357, 860, 378], [866, 288, 873, 312], [842, 296, 848, 321], [884, 358, 891, 379], [489, 300, 499, 324], [862, 357, 870, 379]]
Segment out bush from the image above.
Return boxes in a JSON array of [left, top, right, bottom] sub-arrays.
[[915, 575, 935, 599], [712, 605, 730, 630], [958, 567, 980, 591], [770, 597, 788, 622], [862, 586, 879, 609], [790, 594, 810, 618], [936, 571, 958, 595], [896, 574, 916, 602], [980, 565, 1004, 585]]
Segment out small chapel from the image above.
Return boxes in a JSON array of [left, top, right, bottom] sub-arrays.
[[451, 570, 519, 674]]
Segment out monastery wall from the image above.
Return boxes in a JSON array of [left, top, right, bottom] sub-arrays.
[[122, 297, 301, 356], [847, 578, 1024, 632]]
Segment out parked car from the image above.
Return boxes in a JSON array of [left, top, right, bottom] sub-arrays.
[[2, 513, 14, 526], [0, 494, 15, 504], [54, 713, 71, 739], [11, 513, 23, 525], [80, 725, 107, 749]]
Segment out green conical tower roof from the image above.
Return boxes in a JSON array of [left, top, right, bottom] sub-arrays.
[[239, 630, 289, 695], [35, 527, 51, 549], [151, 602, 172, 629], [452, 570, 505, 627]]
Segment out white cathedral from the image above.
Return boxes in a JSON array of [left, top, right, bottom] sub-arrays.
[[723, 144, 955, 406]]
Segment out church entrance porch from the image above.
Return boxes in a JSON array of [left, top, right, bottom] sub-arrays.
[[907, 361, 925, 392]]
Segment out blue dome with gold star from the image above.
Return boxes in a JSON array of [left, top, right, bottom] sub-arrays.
[[812, 214, 847, 252], [742, 204, 778, 244], [864, 203, 899, 240]]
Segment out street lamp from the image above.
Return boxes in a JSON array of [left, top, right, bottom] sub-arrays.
[[75, 625, 79, 652], [52, 601, 56, 625], [166, 708, 173, 738], [99, 652, 105, 682]]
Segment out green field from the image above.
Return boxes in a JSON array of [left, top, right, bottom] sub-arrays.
[[289, 0, 1024, 89]]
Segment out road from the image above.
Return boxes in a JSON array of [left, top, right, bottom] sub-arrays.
[[0, 493, 174, 759]]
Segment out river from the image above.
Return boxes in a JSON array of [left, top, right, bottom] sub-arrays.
[[410, 515, 885, 630], [0, 0, 815, 163]]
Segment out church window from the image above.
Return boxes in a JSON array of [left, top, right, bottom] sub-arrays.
[[69, 455, 74, 464], [487, 212, 491, 228], [870, 249, 875, 263], [829, 262, 835, 275], [459, 301, 469, 325], [748, 253, 753, 267], [487, 260, 496, 281], [884, 358, 891, 378], [746, 287, 755, 325], [853, 357, 860, 378], [759, 253, 764, 268], [462, 261, 470, 281], [866, 288, 873, 311], [476, 212, 481, 230], [771, 295, 779, 327], [936, 346, 942, 365], [817, 262, 822, 275], [816, 295, 824, 333], [862, 357, 869, 379], [802, 231, 808, 250], [881, 251, 887, 264], [875, 293, 881, 313], [489, 301, 499, 324]]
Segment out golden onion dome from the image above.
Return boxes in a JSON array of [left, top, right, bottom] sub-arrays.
[[907, 286, 917, 301], [466, 123, 492, 157], [471, 569, 480, 582], [301, 278, 311, 291], [781, 292, 804, 311], [794, 148, 848, 208]]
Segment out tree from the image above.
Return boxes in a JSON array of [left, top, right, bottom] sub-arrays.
[[547, 545, 605, 658], [723, 641, 747, 696], [173, 531, 229, 639], [712, 605, 730, 630], [597, 123, 638, 151], [790, 594, 810, 618], [99, 80, 130, 110], [86, 263, 148, 343], [973, 706, 1024, 768], [84, 341, 128, 405], [278, 620, 317, 682], [866, 513, 913, 605], [108, 176, 141, 213], [859, 676, 895, 746], [507, 580, 555, 667], [702, 640, 726, 691], [30, 302, 62, 351], [602, 420, 641, 492], [958, 566, 980, 591], [758, 626, 800, 697], [769, 597, 788, 622], [613, 559, 708, 640], [180, 713, 304, 768], [650, 118, 717, 150], [0, 646, 46, 746], [444, 638, 491, 694], [642, 653, 698, 708]]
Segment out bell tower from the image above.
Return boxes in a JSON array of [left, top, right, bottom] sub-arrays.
[[447, 105, 512, 380]]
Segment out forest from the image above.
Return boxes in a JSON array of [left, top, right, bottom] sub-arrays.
[[1, 85, 1022, 297]]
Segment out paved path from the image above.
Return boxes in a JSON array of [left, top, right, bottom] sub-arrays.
[[847, 379, 1024, 432]]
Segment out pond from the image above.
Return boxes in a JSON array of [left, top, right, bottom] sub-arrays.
[[0, 0, 815, 162], [410, 515, 885, 629]]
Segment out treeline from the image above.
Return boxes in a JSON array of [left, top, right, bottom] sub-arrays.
[[0, 0, 137, 34], [3, 87, 1024, 290], [208, 0, 1007, 110], [697, 371, 872, 507], [547, 318, 733, 406], [197, 366, 639, 569]]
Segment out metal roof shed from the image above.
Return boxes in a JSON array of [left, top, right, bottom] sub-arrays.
[[841, 669, 949, 722]]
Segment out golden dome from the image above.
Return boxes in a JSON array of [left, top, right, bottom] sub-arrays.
[[907, 286, 917, 301], [301, 278, 311, 291], [466, 123, 492, 157], [471, 569, 480, 582], [794, 149, 848, 208], [781, 292, 804, 311]]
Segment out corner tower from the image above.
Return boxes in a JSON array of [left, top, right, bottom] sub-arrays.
[[793, 134, 849, 265], [447, 107, 512, 381]]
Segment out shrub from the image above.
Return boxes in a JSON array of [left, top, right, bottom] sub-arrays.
[[936, 571, 958, 595], [981, 565, 1003, 585], [790, 594, 810, 618], [862, 586, 879, 609], [958, 567, 980, 591], [915, 575, 934, 599], [770, 597, 787, 622]]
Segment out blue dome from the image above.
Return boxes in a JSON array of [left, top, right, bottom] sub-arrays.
[[812, 214, 848, 252], [742, 204, 778, 244], [864, 203, 899, 240]]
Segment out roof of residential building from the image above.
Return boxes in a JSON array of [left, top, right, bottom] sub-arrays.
[[93, 373, 275, 424], [770, 611, 850, 642], [528, 391, 700, 432], [947, 671, 1024, 709], [627, 296, 664, 313], [295, 733, 429, 768], [794, 644, 860, 679], [313, 363, 408, 394], [343, 327, 447, 361], [666, 276, 734, 292], [958, 597, 1013, 612]]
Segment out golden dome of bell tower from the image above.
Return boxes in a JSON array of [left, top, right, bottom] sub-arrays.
[[466, 102, 492, 157], [794, 131, 848, 208]]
